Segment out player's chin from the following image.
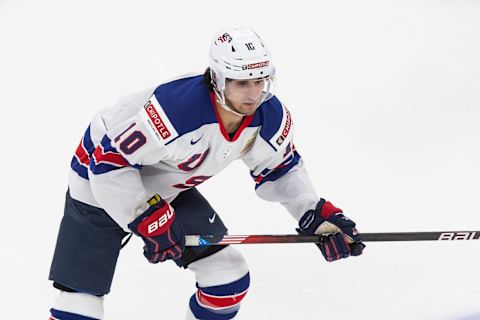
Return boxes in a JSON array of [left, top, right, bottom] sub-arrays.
[[240, 103, 259, 115]]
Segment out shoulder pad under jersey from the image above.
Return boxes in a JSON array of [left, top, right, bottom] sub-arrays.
[[251, 96, 293, 151], [144, 75, 217, 145]]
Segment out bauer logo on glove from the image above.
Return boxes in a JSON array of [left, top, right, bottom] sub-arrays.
[[128, 194, 185, 263], [144, 207, 174, 235]]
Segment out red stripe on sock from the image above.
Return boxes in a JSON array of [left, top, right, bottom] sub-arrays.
[[197, 289, 248, 309]]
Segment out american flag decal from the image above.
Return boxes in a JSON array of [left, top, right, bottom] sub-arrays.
[[214, 235, 249, 244], [196, 235, 249, 246]]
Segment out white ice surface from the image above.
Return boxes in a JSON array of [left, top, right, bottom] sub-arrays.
[[1, 0, 479, 319]]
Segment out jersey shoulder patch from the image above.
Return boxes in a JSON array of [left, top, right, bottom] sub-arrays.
[[140, 94, 179, 145], [148, 75, 217, 144], [251, 96, 293, 151]]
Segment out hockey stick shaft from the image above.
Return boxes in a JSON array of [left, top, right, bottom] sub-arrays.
[[185, 231, 480, 246]]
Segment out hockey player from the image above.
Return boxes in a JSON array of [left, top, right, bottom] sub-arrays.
[[48, 26, 365, 320]]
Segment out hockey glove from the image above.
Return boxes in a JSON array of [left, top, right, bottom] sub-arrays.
[[128, 195, 185, 263], [297, 198, 365, 262]]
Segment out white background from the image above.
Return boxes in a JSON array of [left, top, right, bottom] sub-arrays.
[[1, 0, 479, 319]]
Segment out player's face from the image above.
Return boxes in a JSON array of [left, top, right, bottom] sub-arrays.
[[224, 78, 266, 116]]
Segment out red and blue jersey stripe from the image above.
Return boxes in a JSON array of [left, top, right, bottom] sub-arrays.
[[90, 135, 141, 175], [251, 144, 300, 189], [70, 126, 95, 180], [71, 126, 140, 180]]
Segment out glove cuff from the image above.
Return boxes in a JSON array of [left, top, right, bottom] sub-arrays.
[[298, 198, 343, 234], [298, 209, 324, 234], [316, 198, 343, 219]]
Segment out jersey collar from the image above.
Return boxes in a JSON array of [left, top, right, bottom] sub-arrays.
[[209, 92, 254, 142]]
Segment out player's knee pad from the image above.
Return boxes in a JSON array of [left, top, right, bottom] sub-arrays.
[[188, 245, 249, 287], [50, 290, 104, 320], [187, 246, 250, 319]]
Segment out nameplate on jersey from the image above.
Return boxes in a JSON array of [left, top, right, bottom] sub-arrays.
[[141, 95, 178, 144], [269, 104, 292, 150]]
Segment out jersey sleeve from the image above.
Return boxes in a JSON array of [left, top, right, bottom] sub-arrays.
[[87, 88, 178, 230], [242, 99, 318, 221]]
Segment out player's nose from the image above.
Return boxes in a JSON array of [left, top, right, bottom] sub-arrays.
[[246, 84, 262, 100]]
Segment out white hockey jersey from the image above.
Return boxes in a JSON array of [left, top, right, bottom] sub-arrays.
[[69, 74, 319, 231]]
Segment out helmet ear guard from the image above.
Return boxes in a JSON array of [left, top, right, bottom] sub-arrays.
[[208, 27, 276, 115]]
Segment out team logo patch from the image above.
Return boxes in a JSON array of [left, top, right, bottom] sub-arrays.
[[144, 101, 171, 139], [242, 61, 269, 70], [240, 130, 258, 156]]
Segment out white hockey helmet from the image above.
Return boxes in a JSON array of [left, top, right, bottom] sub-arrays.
[[209, 27, 275, 115]]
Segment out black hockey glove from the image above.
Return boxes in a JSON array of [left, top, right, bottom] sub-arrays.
[[297, 198, 365, 262], [128, 195, 185, 263]]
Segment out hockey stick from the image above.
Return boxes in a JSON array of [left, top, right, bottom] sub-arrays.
[[185, 231, 480, 246]]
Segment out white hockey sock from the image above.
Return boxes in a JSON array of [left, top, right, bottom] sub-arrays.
[[51, 291, 104, 320], [185, 246, 249, 320]]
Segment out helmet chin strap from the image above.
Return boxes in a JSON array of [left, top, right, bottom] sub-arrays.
[[212, 88, 247, 117]]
